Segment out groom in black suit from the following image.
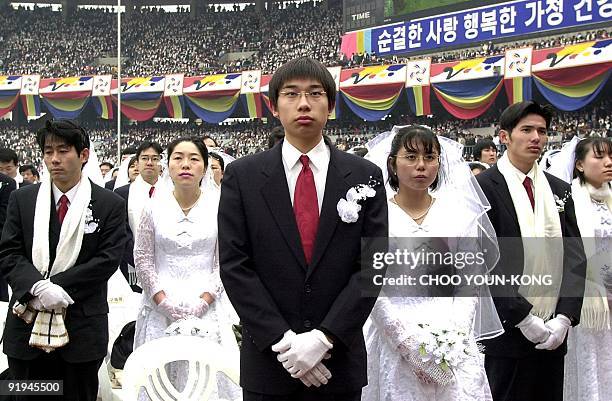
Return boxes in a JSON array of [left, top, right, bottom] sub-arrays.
[[0, 120, 127, 401], [219, 57, 388, 401], [476, 101, 585, 401]]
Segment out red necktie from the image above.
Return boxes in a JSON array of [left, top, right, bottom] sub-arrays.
[[294, 155, 319, 265], [523, 177, 535, 210], [149, 186, 155, 198], [58, 195, 69, 224]]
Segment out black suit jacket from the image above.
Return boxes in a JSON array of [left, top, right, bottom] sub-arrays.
[[105, 179, 116, 191], [114, 184, 141, 293], [0, 181, 127, 362], [0, 173, 17, 301], [477, 165, 586, 358], [218, 140, 388, 395]]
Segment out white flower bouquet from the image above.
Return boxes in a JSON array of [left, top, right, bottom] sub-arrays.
[[406, 322, 474, 386]]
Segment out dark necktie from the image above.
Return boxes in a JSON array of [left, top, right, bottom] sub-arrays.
[[149, 186, 155, 198], [294, 155, 319, 265], [523, 177, 535, 211], [58, 195, 69, 224]]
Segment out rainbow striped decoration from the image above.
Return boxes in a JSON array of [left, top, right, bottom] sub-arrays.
[[406, 86, 431, 116], [184, 89, 240, 124], [240, 93, 263, 119], [20, 95, 40, 117], [340, 83, 404, 121], [0, 90, 20, 117], [340, 30, 372, 58], [164, 96, 185, 119], [93, 96, 113, 119], [432, 77, 503, 120], [40, 91, 90, 120], [533, 63, 611, 111], [114, 92, 164, 121], [504, 77, 533, 104]]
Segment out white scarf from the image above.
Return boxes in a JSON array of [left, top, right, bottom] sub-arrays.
[[27, 177, 91, 352], [571, 179, 612, 329], [497, 153, 564, 320], [127, 175, 155, 234]]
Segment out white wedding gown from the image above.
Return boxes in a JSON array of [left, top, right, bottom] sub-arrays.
[[133, 189, 241, 401], [564, 199, 612, 401], [363, 196, 494, 401]]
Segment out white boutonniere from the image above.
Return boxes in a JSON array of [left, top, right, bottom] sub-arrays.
[[553, 192, 570, 213], [83, 204, 99, 234], [337, 178, 379, 223]]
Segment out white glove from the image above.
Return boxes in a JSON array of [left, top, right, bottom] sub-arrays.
[[271, 330, 296, 354], [299, 361, 332, 387], [28, 297, 45, 311], [156, 298, 188, 321], [535, 315, 571, 351], [31, 280, 74, 310], [516, 313, 551, 344], [183, 298, 209, 318], [274, 329, 333, 378]]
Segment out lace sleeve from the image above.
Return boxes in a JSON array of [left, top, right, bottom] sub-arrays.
[[134, 207, 162, 299], [370, 295, 411, 351], [208, 240, 224, 300]]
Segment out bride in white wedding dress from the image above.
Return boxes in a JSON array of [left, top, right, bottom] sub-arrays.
[[363, 126, 503, 401], [133, 137, 241, 400]]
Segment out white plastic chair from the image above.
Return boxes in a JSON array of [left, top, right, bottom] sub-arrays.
[[122, 336, 240, 401]]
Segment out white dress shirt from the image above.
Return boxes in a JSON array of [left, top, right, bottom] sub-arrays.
[[52, 180, 81, 211], [507, 160, 536, 193], [282, 138, 330, 213]]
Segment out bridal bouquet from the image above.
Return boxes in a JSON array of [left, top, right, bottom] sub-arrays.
[[165, 315, 221, 344], [405, 322, 474, 386]]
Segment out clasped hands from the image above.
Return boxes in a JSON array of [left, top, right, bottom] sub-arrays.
[[29, 279, 74, 310], [271, 329, 333, 388], [156, 294, 211, 321], [516, 313, 571, 351]]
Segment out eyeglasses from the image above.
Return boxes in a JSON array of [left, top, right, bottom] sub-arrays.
[[393, 154, 440, 166], [139, 155, 161, 163], [279, 90, 326, 101]]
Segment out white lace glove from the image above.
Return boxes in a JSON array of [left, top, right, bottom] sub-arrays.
[[516, 313, 551, 344], [273, 329, 333, 378], [31, 280, 74, 310], [535, 315, 571, 351], [183, 298, 209, 318], [157, 298, 188, 321], [299, 360, 332, 387]]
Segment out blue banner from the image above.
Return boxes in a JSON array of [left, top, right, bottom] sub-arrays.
[[370, 0, 612, 56]]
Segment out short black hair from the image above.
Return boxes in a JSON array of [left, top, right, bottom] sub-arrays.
[[167, 137, 209, 168], [209, 152, 225, 172], [268, 126, 285, 149], [122, 146, 137, 156], [387, 126, 444, 192], [99, 161, 114, 169], [135, 141, 163, 159], [469, 162, 487, 174], [472, 139, 497, 160], [202, 135, 219, 148], [0, 148, 18, 165], [269, 57, 336, 112], [19, 164, 39, 178], [127, 155, 138, 170], [574, 137, 612, 185], [36, 119, 90, 155], [499, 101, 554, 136], [351, 147, 368, 158]]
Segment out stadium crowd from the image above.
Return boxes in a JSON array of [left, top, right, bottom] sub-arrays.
[[1, 100, 609, 169], [1, 2, 609, 78]]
